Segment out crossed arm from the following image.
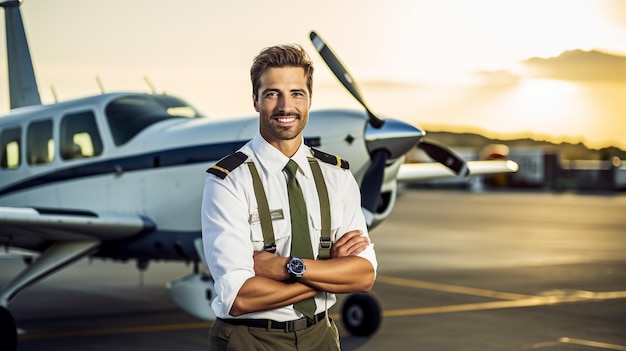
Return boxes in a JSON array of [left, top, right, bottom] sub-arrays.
[[229, 230, 375, 316]]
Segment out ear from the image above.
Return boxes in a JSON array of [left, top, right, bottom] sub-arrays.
[[253, 94, 260, 112]]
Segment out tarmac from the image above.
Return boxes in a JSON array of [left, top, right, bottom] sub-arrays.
[[2, 189, 626, 350]]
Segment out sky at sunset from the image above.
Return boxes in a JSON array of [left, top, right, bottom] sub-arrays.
[[2, 0, 626, 149]]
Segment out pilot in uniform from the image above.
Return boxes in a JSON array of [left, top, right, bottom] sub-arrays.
[[202, 42, 376, 350], [202, 133, 377, 350]]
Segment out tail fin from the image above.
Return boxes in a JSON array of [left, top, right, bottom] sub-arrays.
[[1, 0, 41, 109]]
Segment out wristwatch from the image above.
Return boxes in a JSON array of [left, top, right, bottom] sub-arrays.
[[286, 257, 306, 280]]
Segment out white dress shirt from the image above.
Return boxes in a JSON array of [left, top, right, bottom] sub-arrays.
[[201, 132, 377, 321]]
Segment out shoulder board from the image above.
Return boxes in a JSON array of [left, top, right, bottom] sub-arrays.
[[310, 148, 349, 170], [206, 151, 248, 179]]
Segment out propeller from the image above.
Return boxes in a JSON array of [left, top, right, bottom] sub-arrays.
[[418, 139, 469, 177], [309, 31, 405, 218], [308, 30, 468, 219], [309, 31, 384, 129], [360, 150, 388, 213]]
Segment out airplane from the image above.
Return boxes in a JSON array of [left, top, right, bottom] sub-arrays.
[[0, 1, 518, 349]]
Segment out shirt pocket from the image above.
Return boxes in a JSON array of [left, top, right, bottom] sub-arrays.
[[249, 210, 290, 252], [309, 198, 343, 246]]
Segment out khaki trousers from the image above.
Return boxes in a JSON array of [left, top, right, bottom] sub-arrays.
[[209, 317, 340, 351]]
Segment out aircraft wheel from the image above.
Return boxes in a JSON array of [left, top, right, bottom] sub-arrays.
[[0, 306, 17, 351], [341, 293, 381, 336]]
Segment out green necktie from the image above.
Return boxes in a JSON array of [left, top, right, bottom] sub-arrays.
[[284, 159, 317, 318]]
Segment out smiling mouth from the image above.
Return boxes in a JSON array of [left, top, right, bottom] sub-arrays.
[[276, 116, 297, 123], [272, 111, 301, 124]]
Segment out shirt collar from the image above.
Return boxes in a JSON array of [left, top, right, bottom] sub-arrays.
[[251, 133, 313, 179]]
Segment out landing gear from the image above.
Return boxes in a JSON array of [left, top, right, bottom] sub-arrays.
[[0, 306, 17, 351], [341, 293, 381, 336], [0, 241, 100, 351]]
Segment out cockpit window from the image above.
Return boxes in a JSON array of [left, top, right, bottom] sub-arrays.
[[105, 95, 202, 146]]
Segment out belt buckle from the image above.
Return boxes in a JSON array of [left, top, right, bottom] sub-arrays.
[[284, 317, 309, 332]]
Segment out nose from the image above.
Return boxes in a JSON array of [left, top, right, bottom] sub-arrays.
[[277, 94, 291, 111]]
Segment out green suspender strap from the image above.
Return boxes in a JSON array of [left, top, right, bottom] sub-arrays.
[[246, 162, 276, 254], [308, 158, 332, 260], [246, 159, 332, 259]]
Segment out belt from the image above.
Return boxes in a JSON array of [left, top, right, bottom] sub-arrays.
[[219, 311, 326, 332]]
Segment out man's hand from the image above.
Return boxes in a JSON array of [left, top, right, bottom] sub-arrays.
[[253, 251, 289, 281], [331, 230, 370, 258]]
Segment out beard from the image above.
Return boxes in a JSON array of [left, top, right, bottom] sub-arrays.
[[262, 111, 306, 141]]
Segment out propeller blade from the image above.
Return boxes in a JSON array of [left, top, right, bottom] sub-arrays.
[[418, 138, 469, 177], [309, 31, 384, 128], [360, 150, 388, 214]]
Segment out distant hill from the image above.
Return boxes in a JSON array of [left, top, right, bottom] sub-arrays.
[[425, 131, 626, 161], [523, 50, 626, 81]]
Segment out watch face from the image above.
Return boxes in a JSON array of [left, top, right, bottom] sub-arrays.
[[291, 260, 305, 273], [288, 257, 306, 277]]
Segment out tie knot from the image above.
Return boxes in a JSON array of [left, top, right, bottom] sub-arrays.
[[284, 160, 299, 179]]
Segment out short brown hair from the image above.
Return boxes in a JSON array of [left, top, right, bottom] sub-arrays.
[[250, 44, 314, 98]]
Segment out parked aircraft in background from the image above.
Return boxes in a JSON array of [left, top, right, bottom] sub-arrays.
[[0, 1, 517, 349]]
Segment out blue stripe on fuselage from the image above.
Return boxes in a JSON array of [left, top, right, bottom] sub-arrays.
[[0, 140, 248, 196]]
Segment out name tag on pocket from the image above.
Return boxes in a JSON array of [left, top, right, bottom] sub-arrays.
[[249, 209, 284, 224]]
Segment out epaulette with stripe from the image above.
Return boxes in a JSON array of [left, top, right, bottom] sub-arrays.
[[206, 151, 248, 179], [311, 148, 349, 170]]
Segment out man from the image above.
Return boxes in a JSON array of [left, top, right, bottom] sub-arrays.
[[201, 44, 377, 350]]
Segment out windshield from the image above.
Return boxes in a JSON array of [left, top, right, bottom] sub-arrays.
[[105, 95, 202, 146]]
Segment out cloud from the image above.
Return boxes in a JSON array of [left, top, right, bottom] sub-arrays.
[[522, 50, 626, 81], [474, 70, 522, 86]]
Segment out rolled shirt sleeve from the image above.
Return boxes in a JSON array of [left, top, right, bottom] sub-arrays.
[[201, 171, 255, 317], [328, 166, 377, 274]]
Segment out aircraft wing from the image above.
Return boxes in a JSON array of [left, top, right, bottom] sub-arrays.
[[0, 206, 155, 245], [397, 160, 519, 183], [0, 248, 37, 260]]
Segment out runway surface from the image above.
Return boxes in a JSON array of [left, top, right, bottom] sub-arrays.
[[2, 189, 626, 350]]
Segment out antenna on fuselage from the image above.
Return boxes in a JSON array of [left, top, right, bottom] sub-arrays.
[[0, 0, 42, 109], [144, 76, 157, 94], [50, 85, 58, 103], [96, 76, 105, 94]]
